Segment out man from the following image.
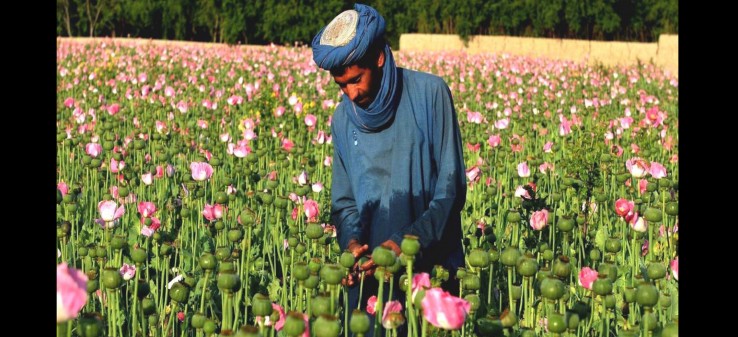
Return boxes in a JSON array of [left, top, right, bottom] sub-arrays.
[[311, 3, 466, 333]]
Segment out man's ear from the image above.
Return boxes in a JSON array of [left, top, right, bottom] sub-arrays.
[[376, 49, 385, 68]]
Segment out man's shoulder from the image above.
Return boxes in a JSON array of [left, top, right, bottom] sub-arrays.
[[400, 68, 448, 90]]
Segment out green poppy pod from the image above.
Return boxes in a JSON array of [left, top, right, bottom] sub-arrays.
[[372, 246, 396, 267], [516, 255, 538, 277], [77, 313, 104, 337], [557, 215, 575, 232], [647, 262, 667, 280], [463, 273, 482, 290], [500, 247, 521, 267], [552, 255, 571, 278], [465, 293, 481, 312], [320, 264, 345, 285], [401, 235, 421, 256], [252, 293, 273, 317], [468, 248, 490, 268], [350, 310, 370, 334], [313, 314, 341, 337], [101, 267, 122, 289], [304, 273, 320, 289], [665, 202, 678, 216], [227, 228, 243, 242], [306, 223, 324, 240], [636, 282, 659, 307], [643, 208, 663, 222], [540, 276, 566, 300], [310, 293, 332, 317], [217, 271, 240, 293], [284, 312, 306, 337], [506, 210, 521, 223], [547, 313, 567, 333], [592, 275, 613, 296], [169, 282, 190, 303], [233, 325, 260, 337], [293, 262, 310, 281], [339, 251, 355, 269], [605, 238, 622, 253]]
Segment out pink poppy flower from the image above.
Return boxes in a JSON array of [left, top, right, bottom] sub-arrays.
[[578, 267, 598, 290], [614, 199, 634, 217], [465, 166, 481, 184], [467, 111, 483, 124], [154, 166, 164, 179], [367, 295, 378, 315], [57, 263, 88, 322], [85, 143, 103, 158], [625, 157, 649, 178], [304, 114, 317, 127], [324, 156, 332, 167], [119, 263, 136, 281], [514, 185, 532, 199], [137, 202, 156, 218], [190, 162, 213, 181], [311, 182, 324, 193], [649, 162, 667, 179], [232, 140, 251, 158], [315, 130, 327, 144], [297, 171, 309, 186], [670, 257, 678, 281], [98, 200, 125, 223], [529, 210, 549, 230], [421, 288, 471, 330], [466, 143, 480, 152], [141, 172, 153, 185], [412, 273, 431, 301], [638, 179, 648, 194], [107, 103, 120, 116], [517, 162, 530, 178], [281, 138, 294, 152], [177, 311, 185, 322], [487, 135, 501, 148], [304, 199, 320, 222], [382, 301, 405, 329], [494, 118, 510, 129], [110, 158, 125, 173], [274, 106, 286, 117], [57, 181, 69, 197], [64, 97, 75, 108], [629, 214, 647, 232], [538, 162, 554, 174], [543, 141, 553, 153], [203, 204, 225, 222], [558, 118, 572, 136]]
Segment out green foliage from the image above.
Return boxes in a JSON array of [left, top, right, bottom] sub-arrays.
[[56, 0, 677, 43]]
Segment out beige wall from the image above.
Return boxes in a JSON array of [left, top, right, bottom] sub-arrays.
[[399, 34, 678, 76]]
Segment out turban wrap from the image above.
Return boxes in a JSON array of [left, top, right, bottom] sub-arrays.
[[311, 4, 400, 132]]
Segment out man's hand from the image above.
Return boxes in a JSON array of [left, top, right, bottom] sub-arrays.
[[347, 239, 369, 258], [357, 239, 401, 278]]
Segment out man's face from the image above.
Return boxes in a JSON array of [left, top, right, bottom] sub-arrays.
[[332, 51, 385, 109]]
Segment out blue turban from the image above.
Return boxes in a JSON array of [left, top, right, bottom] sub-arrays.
[[311, 4, 400, 132]]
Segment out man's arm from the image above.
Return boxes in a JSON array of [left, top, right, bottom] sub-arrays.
[[387, 80, 467, 250]]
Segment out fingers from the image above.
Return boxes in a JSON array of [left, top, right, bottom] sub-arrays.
[[360, 258, 376, 272], [351, 244, 369, 258]]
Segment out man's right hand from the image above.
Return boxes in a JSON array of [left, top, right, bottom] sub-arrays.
[[347, 239, 369, 258]]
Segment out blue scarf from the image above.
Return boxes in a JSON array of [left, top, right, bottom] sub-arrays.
[[311, 4, 400, 132]]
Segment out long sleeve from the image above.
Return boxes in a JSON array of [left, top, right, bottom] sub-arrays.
[[330, 125, 364, 250], [388, 81, 466, 249]]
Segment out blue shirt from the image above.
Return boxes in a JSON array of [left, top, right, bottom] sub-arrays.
[[330, 68, 466, 270]]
